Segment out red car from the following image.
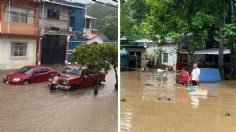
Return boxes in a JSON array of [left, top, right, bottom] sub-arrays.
[[3, 65, 58, 85], [48, 65, 106, 90]]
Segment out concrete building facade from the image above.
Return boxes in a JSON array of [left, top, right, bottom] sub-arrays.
[[0, 0, 40, 69]]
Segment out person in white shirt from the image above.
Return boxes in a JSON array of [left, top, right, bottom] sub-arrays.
[[191, 63, 200, 86]]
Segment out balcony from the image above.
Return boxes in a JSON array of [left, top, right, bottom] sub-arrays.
[[0, 21, 38, 37]]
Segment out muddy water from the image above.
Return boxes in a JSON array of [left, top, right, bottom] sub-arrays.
[[121, 71, 236, 132], [0, 69, 117, 132]]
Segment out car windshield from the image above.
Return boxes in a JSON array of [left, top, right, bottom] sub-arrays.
[[62, 67, 81, 76], [17, 66, 33, 75]]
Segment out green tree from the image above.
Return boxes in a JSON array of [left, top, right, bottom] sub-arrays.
[[221, 0, 236, 79], [140, 0, 229, 75], [72, 43, 118, 94], [121, 0, 148, 42]]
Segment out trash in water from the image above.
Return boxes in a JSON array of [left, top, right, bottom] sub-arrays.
[[187, 87, 196, 92], [224, 112, 232, 116], [121, 98, 127, 102], [145, 83, 154, 86]]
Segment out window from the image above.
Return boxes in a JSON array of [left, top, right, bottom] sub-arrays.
[[47, 9, 60, 19], [11, 42, 27, 57], [163, 53, 168, 63], [33, 69, 40, 75], [33, 68, 49, 75], [4, 7, 35, 24], [40, 68, 50, 73]]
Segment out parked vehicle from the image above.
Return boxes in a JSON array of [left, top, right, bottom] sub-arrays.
[[3, 65, 58, 85], [48, 65, 106, 90]]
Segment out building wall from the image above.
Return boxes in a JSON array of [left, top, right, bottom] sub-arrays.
[[67, 39, 85, 64], [69, 8, 85, 33], [0, 37, 37, 69], [0, 0, 39, 36], [39, 3, 69, 33], [162, 44, 178, 71]]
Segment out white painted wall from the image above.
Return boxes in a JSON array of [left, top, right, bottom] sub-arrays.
[[161, 44, 178, 71], [0, 37, 37, 69]]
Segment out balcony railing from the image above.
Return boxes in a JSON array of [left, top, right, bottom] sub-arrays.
[[0, 21, 38, 36]]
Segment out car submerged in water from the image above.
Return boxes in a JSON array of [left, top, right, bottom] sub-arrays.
[[48, 65, 106, 90], [3, 65, 58, 85]]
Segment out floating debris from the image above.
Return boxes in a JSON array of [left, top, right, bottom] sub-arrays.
[[121, 98, 127, 102], [224, 112, 231, 117], [158, 97, 161, 100], [145, 83, 154, 86], [167, 98, 171, 101]]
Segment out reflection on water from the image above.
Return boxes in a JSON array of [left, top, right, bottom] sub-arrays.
[[121, 71, 236, 132], [0, 69, 117, 132]]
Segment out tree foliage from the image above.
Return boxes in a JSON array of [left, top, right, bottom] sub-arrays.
[[121, 0, 149, 42], [72, 43, 118, 73], [138, 0, 230, 68], [141, 0, 227, 47]]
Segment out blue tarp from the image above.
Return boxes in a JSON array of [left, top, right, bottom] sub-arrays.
[[199, 68, 221, 83]]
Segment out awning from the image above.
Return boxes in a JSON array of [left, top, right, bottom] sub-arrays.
[[85, 15, 97, 20], [194, 48, 230, 55]]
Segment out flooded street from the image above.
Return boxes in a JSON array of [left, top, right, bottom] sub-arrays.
[[0, 69, 117, 132], [121, 71, 236, 132]]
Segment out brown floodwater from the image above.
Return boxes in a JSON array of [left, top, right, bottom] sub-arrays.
[[0, 69, 117, 132], [121, 71, 236, 132]]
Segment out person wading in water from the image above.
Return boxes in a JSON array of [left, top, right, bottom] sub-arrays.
[[50, 75, 60, 91], [191, 63, 200, 86]]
